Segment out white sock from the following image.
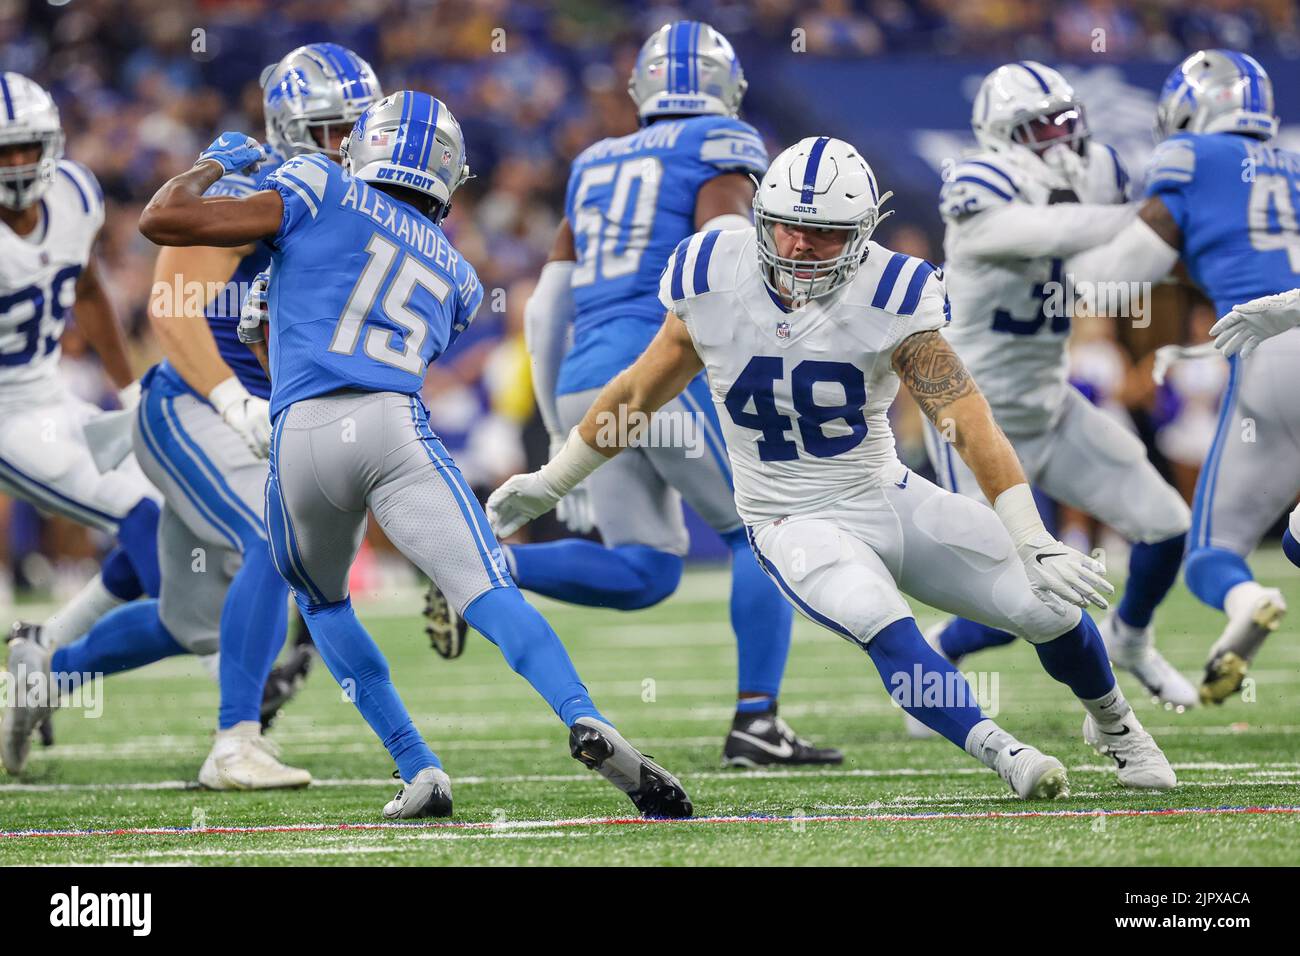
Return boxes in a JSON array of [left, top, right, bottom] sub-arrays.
[[1223, 580, 1268, 620], [41, 575, 124, 649], [200, 653, 221, 683], [1080, 685, 1132, 728], [964, 719, 1015, 770]]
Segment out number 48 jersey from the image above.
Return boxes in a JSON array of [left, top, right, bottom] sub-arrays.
[[262, 153, 483, 420], [558, 115, 767, 396], [659, 228, 948, 525], [1144, 131, 1300, 318], [0, 160, 104, 406]]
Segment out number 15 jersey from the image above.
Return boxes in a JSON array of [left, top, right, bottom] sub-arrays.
[[658, 228, 948, 525], [559, 115, 767, 396]]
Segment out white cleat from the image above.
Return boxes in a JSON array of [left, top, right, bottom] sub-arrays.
[[1100, 611, 1198, 711], [1, 627, 55, 775], [1201, 587, 1286, 705], [383, 766, 453, 819], [197, 721, 312, 791], [901, 621, 948, 740], [994, 743, 1069, 800], [1083, 711, 1176, 790]]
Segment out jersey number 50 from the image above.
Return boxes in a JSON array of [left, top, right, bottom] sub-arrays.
[[724, 356, 867, 461], [571, 159, 663, 287]]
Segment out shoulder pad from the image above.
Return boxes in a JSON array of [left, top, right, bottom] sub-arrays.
[[692, 116, 767, 174], [1143, 135, 1197, 192], [55, 160, 104, 219], [658, 228, 748, 312], [940, 155, 1020, 219], [855, 245, 945, 317]]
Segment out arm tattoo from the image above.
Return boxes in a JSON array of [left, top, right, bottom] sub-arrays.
[[892, 330, 978, 423]]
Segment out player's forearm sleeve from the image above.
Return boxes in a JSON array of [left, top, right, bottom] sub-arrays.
[[1066, 216, 1180, 286], [524, 261, 576, 435], [952, 203, 1137, 260]]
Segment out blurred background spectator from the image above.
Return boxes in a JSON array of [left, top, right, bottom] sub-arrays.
[[3, 0, 1291, 599]]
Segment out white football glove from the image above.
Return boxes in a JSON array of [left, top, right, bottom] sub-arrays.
[[487, 471, 565, 538], [1040, 142, 1089, 196], [1210, 289, 1300, 359], [549, 434, 594, 533], [238, 269, 270, 345], [1019, 531, 1114, 614], [208, 376, 271, 459], [116, 380, 141, 412]]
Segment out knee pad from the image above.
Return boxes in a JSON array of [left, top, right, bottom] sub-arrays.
[[606, 545, 682, 610]]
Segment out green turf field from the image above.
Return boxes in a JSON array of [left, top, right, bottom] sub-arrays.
[[2, 550, 1298, 866]]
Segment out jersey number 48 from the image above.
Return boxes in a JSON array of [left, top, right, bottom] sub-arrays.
[[724, 356, 868, 461]]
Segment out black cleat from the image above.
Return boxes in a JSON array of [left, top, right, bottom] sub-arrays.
[[38, 717, 54, 748], [260, 643, 315, 730], [424, 578, 468, 660], [569, 717, 693, 818], [723, 705, 844, 768]]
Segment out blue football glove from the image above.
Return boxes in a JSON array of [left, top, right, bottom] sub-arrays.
[[197, 132, 267, 177]]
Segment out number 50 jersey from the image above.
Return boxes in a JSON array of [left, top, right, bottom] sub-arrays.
[[659, 228, 948, 525], [558, 115, 767, 396], [0, 160, 103, 406], [261, 153, 484, 420]]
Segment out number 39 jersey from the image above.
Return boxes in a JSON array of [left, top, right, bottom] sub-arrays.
[[1144, 131, 1300, 318], [659, 228, 948, 525], [262, 154, 484, 420], [558, 115, 767, 396], [0, 160, 104, 406]]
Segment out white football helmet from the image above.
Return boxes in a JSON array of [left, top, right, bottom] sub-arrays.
[[1155, 49, 1277, 142], [972, 61, 1088, 160], [0, 72, 64, 210], [628, 20, 747, 122], [754, 136, 892, 306]]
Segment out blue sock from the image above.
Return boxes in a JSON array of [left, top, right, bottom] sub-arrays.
[[99, 547, 143, 602], [1183, 545, 1253, 611], [51, 600, 185, 691], [218, 544, 290, 729], [1285, 529, 1300, 569], [722, 528, 791, 701], [1033, 614, 1116, 701], [505, 540, 681, 610], [865, 618, 988, 748], [115, 499, 161, 598], [463, 587, 604, 727], [937, 617, 1017, 661], [1117, 533, 1185, 629], [298, 596, 439, 781]]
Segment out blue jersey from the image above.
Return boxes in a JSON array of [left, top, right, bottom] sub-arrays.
[[557, 114, 767, 395], [1143, 132, 1300, 316], [154, 156, 282, 402], [262, 153, 484, 419]]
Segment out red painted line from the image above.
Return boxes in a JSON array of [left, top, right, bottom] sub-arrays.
[[2, 805, 1297, 840]]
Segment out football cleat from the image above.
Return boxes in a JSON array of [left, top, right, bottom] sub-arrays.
[[260, 642, 316, 730], [424, 577, 467, 660], [1, 624, 56, 775], [198, 721, 312, 791], [1201, 587, 1286, 705], [1083, 711, 1177, 790], [383, 766, 453, 819], [1100, 611, 1198, 710], [994, 743, 1069, 800], [569, 717, 693, 818], [724, 705, 844, 766]]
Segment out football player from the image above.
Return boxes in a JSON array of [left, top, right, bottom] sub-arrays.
[[488, 136, 1178, 797], [137, 91, 692, 820], [916, 61, 1196, 717], [1064, 50, 1297, 704], [0, 73, 162, 771], [427, 20, 841, 768], [1, 46, 379, 785]]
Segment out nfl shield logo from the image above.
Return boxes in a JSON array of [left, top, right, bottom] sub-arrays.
[[776, 321, 790, 340]]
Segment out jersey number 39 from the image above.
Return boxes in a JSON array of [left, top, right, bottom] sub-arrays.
[[724, 356, 867, 461]]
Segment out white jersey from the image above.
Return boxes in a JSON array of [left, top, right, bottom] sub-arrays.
[[0, 160, 105, 407], [939, 142, 1130, 434], [658, 228, 947, 525]]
